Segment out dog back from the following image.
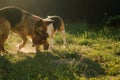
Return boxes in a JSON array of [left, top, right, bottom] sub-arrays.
[[0, 6, 24, 27], [47, 16, 63, 31]]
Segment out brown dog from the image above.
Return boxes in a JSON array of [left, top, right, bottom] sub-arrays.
[[32, 29, 49, 52], [0, 6, 52, 53], [32, 16, 67, 50]]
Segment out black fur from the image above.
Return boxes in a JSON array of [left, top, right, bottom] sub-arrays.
[[0, 6, 23, 27], [49, 16, 62, 30]]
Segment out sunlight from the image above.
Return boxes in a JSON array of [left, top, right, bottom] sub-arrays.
[[19, 44, 36, 53]]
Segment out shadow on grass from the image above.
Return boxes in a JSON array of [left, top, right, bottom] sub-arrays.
[[0, 51, 105, 80], [75, 58, 105, 78], [0, 55, 13, 80], [52, 49, 105, 78]]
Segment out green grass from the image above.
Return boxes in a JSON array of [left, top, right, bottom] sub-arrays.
[[0, 23, 120, 80]]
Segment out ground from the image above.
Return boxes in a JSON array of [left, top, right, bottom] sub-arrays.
[[0, 23, 120, 80]]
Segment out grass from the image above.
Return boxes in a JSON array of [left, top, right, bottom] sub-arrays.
[[0, 23, 120, 80]]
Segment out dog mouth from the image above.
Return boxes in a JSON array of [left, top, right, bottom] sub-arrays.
[[32, 32, 49, 50]]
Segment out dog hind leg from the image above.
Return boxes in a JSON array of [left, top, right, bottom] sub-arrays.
[[0, 33, 9, 53], [0, 19, 10, 53], [59, 29, 67, 48]]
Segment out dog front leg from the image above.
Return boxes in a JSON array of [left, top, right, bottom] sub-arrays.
[[35, 45, 40, 53], [49, 37, 54, 50], [0, 44, 5, 53], [0, 33, 9, 53], [19, 34, 27, 50]]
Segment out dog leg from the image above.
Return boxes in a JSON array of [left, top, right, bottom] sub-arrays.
[[0, 43, 5, 53], [0, 33, 9, 53], [49, 36, 54, 50], [59, 29, 67, 48], [47, 24, 54, 50], [35, 45, 40, 53], [49, 29, 55, 50], [18, 33, 27, 50]]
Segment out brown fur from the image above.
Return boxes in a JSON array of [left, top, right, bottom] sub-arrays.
[[32, 16, 67, 50], [0, 6, 52, 53], [32, 33, 49, 52], [0, 17, 10, 52]]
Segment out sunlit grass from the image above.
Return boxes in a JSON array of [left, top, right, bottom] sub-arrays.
[[0, 23, 120, 80]]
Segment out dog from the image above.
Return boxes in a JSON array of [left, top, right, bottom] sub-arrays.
[[32, 16, 67, 50], [0, 6, 52, 53], [32, 29, 49, 52]]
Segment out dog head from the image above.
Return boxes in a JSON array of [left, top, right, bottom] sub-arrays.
[[32, 18, 53, 50], [32, 31, 49, 50]]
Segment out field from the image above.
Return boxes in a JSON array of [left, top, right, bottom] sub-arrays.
[[0, 23, 120, 80]]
